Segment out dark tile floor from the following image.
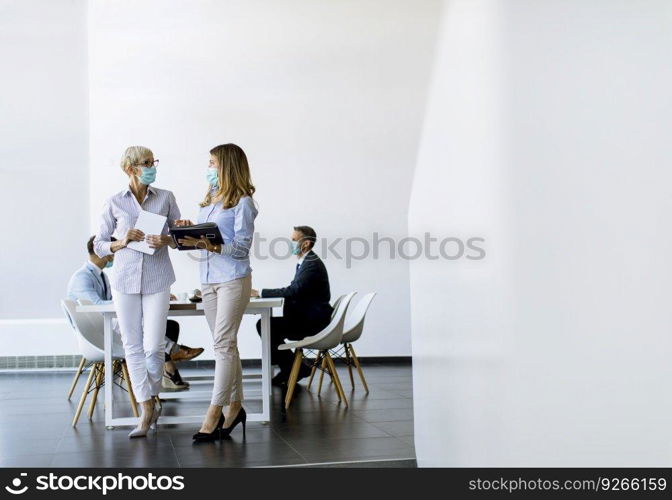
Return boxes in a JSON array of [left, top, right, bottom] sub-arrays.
[[0, 362, 415, 467]]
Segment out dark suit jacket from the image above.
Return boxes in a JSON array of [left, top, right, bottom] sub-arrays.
[[261, 251, 333, 329]]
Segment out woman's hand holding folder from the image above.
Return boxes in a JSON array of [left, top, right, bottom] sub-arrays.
[[170, 220, 223, 252], [173, 219, 205, 248], [178, 235, 219, 253]]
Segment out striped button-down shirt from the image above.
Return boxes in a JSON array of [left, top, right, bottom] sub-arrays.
[[198, 195, 257, 284], [94, 185, 181, 294]]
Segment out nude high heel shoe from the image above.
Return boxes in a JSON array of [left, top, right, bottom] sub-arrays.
[[128, 401, 155, 438], [149, 397, 162, 430]]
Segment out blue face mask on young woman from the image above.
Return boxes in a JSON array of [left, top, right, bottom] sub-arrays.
[[138, 166, 157, 185], [206, 167, 219, 188]]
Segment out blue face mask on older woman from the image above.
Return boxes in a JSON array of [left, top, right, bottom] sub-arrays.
[[138, 166, 157, 185]]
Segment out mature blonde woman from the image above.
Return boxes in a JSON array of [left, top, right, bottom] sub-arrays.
[[94, 146, 181, 438], [177, 143, 257, 442]]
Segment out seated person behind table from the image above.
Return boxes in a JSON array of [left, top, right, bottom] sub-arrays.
[[252, 226, 333, 386], [67, 235, 204, 390]]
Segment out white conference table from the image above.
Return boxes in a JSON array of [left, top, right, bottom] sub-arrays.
[[76, 297, 283, 428]]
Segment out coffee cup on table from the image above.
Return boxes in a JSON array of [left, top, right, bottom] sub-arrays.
[[188, 289, 202, 303]]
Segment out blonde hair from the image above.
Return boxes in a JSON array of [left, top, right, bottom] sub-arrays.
[[200, 144, 255, 209], [120, 146, 153, 174]]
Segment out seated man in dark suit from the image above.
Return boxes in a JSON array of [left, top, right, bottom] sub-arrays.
[[252, 226, 333, 386]]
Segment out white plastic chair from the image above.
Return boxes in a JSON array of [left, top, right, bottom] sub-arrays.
[[278, 291, 356, 409], [330, 294, 345, 319], [339, 292, 376, 393], [74, 299, 126, 354], [61, 299, 138, 426], [299, 294, 346, 387]]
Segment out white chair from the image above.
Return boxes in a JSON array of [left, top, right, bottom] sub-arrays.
[[300, 294, 346, 387], [65, 298, 118, 400], [278, 291, 356, 409], [339, 292, 376, 393], [330, 294, 345, 319], [61, 299, 138, 426]]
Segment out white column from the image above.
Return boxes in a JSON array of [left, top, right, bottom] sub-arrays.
[[410, 0, 672, 466]]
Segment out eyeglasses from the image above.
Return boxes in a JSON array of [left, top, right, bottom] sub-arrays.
[[134, 159, 159, 168]]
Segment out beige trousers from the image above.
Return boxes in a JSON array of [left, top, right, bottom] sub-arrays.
[[202, 274, 251, 406]]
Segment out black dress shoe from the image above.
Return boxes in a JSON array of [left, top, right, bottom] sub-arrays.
[[272, 372, 288, 387], [193, 414, 225, 442], [220, 407, 247, 439], [297, 362, 313, 381]]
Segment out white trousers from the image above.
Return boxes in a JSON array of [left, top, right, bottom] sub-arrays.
[[112, 320, 174, 355], [112, 289, 170, 403]]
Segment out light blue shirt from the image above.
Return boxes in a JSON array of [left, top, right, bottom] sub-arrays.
[[66, 261, 126, 343], [66, 261, 112, 305], [197, 195, 258, 284]]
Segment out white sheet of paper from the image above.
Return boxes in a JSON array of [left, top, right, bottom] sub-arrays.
[[127, 210, 167, 255]]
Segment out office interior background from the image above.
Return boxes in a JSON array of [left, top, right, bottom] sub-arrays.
[[1, 0, 671, 467]]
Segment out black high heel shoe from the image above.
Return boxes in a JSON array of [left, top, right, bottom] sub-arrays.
[[220, 407, 246, 439], [192, 413, 225, 442]]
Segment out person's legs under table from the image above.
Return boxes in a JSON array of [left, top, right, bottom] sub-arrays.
[[166, 320, 205, 363], [164, 320, 179, 357], [163, 319, 179, 375], [256, 316, 316, 381]]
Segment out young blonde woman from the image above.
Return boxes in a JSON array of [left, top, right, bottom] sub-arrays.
[[94, 146, 181, 438], [177, 143, 257, 442]]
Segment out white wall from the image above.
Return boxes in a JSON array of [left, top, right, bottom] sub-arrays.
[[0, 0, 88, 352], [410, 0, 672, 466], [87, 0, 441, 360]]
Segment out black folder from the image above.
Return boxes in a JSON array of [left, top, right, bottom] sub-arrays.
[[169, 223, 224, 251]]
